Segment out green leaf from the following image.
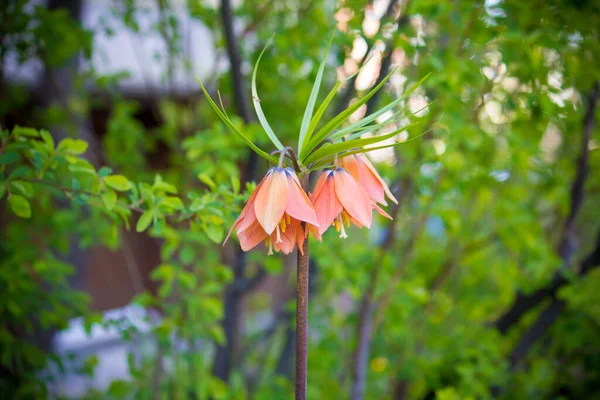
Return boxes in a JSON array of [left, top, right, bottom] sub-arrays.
[[152, 175, 177, 194], [329, 79, 433, 141], [329, 103, 404, 140], [101, 189, 117, 210], [196, 77, 277, 163], [198, 173, 216, 188], [251, 43, 285, 150], [230, 175, 240, 194], [161, 196, 184, 210], [301, 54, 375, 156], [9, 195, 31, 218], [0, 184, 4, 200], [57, 138, 88, 155], [10, 181, 33, 198], [208, 377, 228, 400], [298, 31, 335, 154], [105, 175, 132, 191], [0, 151, 19, 165], [98, 167, 112, 177], [303, 72, 430, 161], [136, 210, 155, 232], [204, 224, 224, 243], [68, 160, 96, 174], [302, 81, 341, 151], [304, 122, 420, 165], [40, 130, 54, 150], [8, 166, 30, 180], [12, 126, 40, 138], [310, 129, 430, 169], [209, 325, 226, 346]]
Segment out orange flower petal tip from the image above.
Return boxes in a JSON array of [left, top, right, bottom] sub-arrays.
[[341, 154, 398, 206]]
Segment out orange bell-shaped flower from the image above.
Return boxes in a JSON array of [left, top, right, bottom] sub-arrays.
[[341, 154, 398, 207], [224, 167, 318, 255], [309, 168, 376, 239]]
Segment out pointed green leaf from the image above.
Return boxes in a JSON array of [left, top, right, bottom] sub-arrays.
[[310, 128, 431, 169], [298, 31, 335, 154], [302, 66, 400, 159], [330, 77, 432, 141], [251, 44, 284, 150], [304, 72, 431, 160], [198, 173, 216, 188], [342, 103, 432, 141], [196, 77, 277, 163], [299, 54, 375, 158], [302, 81, 341, 150], [40, 130, 54, 150], [204, 224, 224, 243], [304, 122, 420, 165]]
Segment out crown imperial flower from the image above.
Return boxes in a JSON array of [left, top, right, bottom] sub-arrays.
[[224, 167, 318, 255], [309, 168, 376, 239]]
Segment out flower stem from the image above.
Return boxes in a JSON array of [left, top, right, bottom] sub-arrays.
[[295, 173, 310, 400]]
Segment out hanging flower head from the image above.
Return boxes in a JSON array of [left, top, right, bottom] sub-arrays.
[[308, 167, 375, 239], [341, 153, 398, 207], [224, 155, 318, 254]]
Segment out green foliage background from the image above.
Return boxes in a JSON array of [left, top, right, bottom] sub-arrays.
[[1, 0, 599, 399]]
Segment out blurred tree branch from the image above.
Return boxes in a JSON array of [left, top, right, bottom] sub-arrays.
[[494, 81, 599, 335], [508, 228, 600, 367]]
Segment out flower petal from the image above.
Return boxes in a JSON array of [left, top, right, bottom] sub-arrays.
[[296, 225, 305, 255], [238, 220, 268, 251], [333, 168, 372, 228], [358, 154, 397, 204], [355, 159, 387, 206], [284, 169, 319, 226], [341, 155, 360, 181], [307, 224, 322, 241], [309, 170, 333, 201], [224, 176, 267, 243], [311, 174, 343, 235], [372, 202, 393, 219], [254, 168, 289, 234], [275, 223, 298, 255], [224, 216, 242, 245]]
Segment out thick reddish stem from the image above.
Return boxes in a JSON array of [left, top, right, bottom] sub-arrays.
[[295, 173, 310, 400]]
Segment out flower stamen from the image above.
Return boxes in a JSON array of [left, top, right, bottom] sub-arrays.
[[280, 218, 287, 233], [338, 214, 348, 239], [265, 236, 274, 255], [276, 224, 283, 243], [342, 210, 350, 227]]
